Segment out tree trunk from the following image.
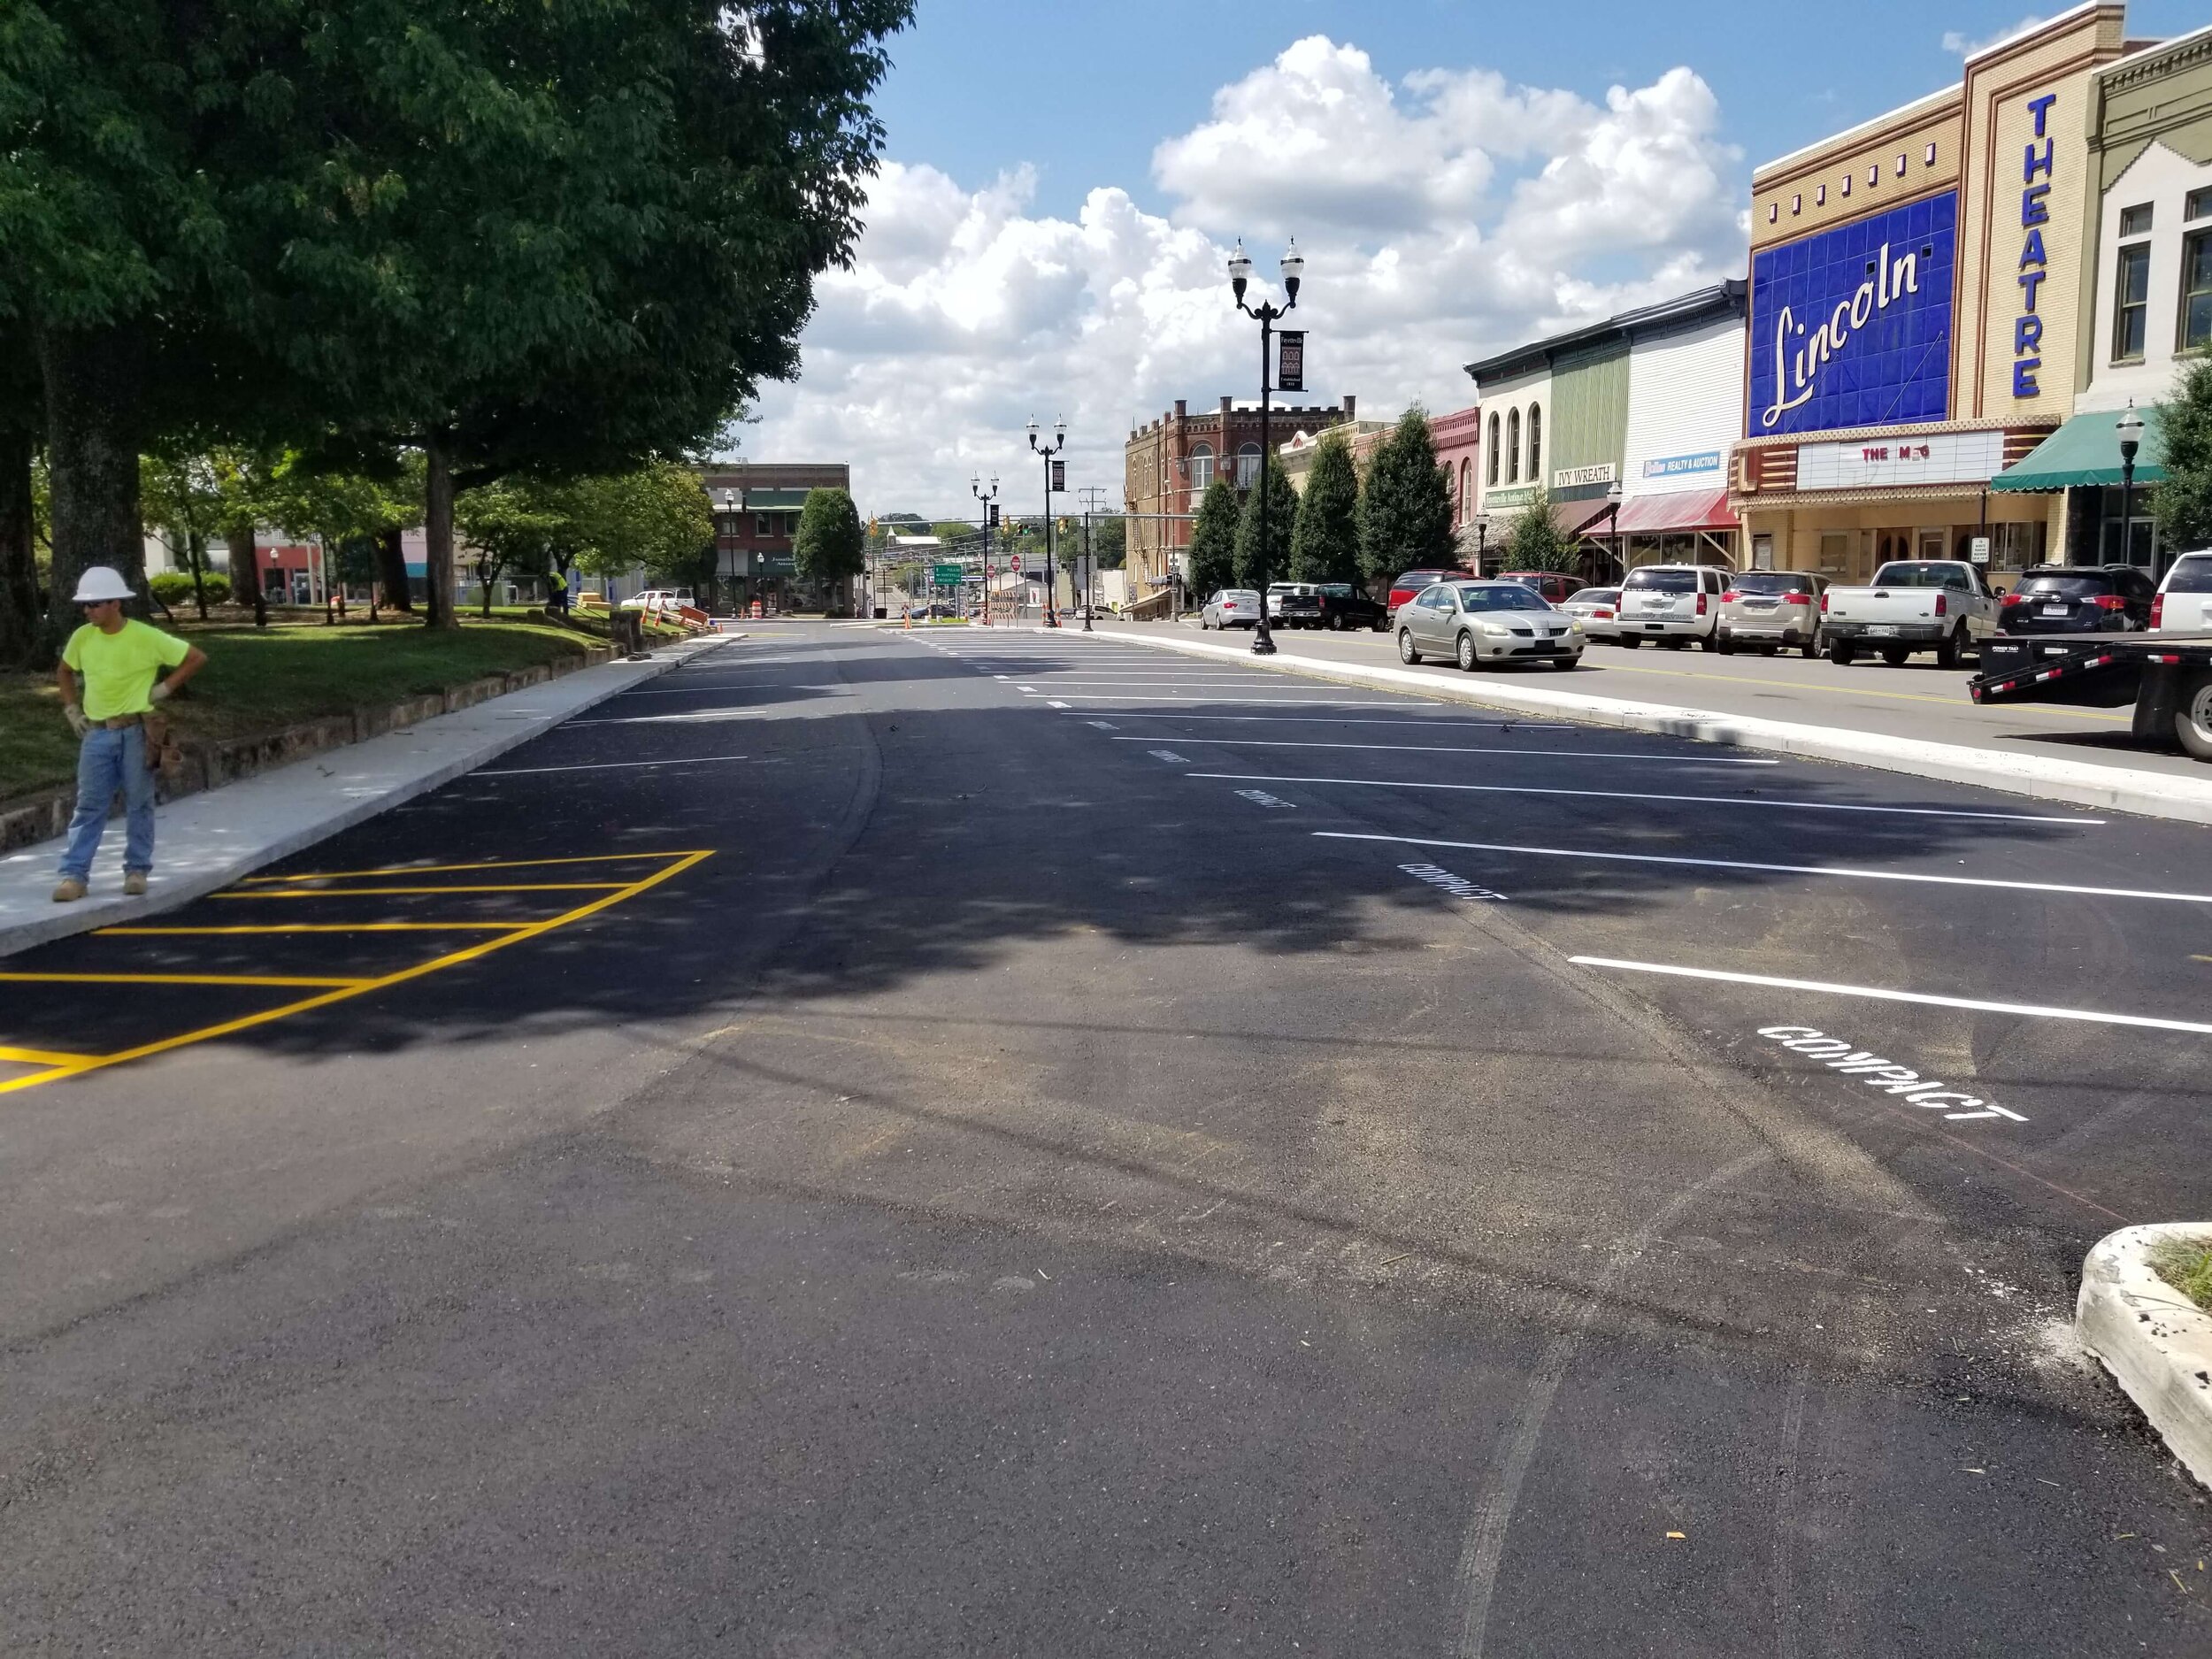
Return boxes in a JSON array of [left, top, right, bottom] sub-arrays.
[[187, 531, 209, 620], [423, 436, 457, 629], [374, 526, 411, 612], [0, 426, 37, 664], [34, 323, 145, 664], [234, 519, 267, 627]]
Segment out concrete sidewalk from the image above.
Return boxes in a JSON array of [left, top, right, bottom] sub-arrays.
[[1098, 626, 2212, 827], [0, 635, 735, 958]]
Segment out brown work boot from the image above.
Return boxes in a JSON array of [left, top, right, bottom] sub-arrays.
[[122, 871, 149, 896], [52, 878, 88, 903]]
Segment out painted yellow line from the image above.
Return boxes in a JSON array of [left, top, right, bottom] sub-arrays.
[[234, 850, 714, 883], [0, 852, 712, 1097], [0, 1043, 95, 1068], [0, 972, 372, 989], [211, 882, 629, 899], [1594, 658, 2130, 722], [97, 922, 526, 936]]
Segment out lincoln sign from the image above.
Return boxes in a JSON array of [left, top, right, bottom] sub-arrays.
[[1750, 192, 1956, 435]]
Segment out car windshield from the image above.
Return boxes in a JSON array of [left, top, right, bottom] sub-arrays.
[[1575, 589, 1620, 605], [1455, 585, 1549, 612], [1624, 569, 1698, 593], [2162, 556, 2212, 594], [1873, 562, 1970, 589], [2017, 573, 2111, 596], [1732, 572, 1809, 595], [1317, 583, 1356, 595], [1394, 572, 1447, 589]]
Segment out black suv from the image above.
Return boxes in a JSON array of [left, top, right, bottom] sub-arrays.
[[1998, 565, 2157, 635], [1279, 581, 1389, 631]]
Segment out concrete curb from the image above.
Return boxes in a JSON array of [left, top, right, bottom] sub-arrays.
[[0, 635, 733, 960], [1096, 629, 2212, 826], [2076, 1224, 2212, 1488]]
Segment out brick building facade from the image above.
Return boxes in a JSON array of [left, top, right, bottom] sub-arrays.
[[695, 461, 851, 610], [1123, 395, 1356, 602]]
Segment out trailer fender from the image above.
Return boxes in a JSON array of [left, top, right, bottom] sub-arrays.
[[2132, 659, 2185, 748]]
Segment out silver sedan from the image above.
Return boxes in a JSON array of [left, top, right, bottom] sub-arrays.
[[1559, 586, 1623, 642], [1396, 580, 1583, 672]]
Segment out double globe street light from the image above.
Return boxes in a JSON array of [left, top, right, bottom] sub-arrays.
[[1229, 238, 1302, 655], [972, 472, 999, 626], [1028, 415, 1067, 628]]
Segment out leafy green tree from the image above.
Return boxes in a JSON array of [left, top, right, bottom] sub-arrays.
[[567, 462, 714, 589], [140, 453, 229, 619], [1288, 432, 1361, 584], [1233, 461, 1299, 589], [2154, 357, 2212, 550], [1502, 489, 1578, 573], [1089, 514, 1125, 571], [1185, 475, 1240, 601], [794, 487, 864, 610], [265, 453, 422, 617], [1357, 408, 1456, 582], [456, 479, 567, 616]]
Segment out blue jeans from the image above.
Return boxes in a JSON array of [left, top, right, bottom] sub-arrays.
[[58, 724, 157, 880]]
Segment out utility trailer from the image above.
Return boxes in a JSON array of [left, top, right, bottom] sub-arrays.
[[1970, 633, 2212, 759]]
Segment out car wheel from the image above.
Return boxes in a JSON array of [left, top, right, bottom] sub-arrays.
[[1371, 616, 1389, 633], [1619, 635, 1642, 649], [1881, 646, 1909, 666], [1662, 638, 1688, 650], [1934, 627, 1962, 671], [1326, 613, 1344, 631], [1799, 638, 1818, 659], [2177, 671, 2212, 760], [1715, 632, 1735, 655], [1548, 657, 1577, 671], [1398, 627, 1422, 664], [1827, 638, 1855, 665], [1455, 631, 1479, 672]]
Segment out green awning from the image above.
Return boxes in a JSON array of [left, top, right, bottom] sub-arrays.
[[1989, 406, 2165, 492], [743, 488, 814, 510]]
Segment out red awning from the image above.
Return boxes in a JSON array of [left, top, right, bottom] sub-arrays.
[[1607, 488, 1738, 536]]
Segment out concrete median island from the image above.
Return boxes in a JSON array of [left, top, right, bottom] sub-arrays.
[[2077, 1225, 2212, 1489]]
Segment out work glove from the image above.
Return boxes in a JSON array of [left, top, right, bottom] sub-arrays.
[[64, 704, 89, 737], [149, 681, 173, 703]]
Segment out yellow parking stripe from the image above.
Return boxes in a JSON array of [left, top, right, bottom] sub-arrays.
[[0, 972, 372, 989], [0, 851, 713, 1097], [97, 922, 526, 936], [212, 882, 628, 899], [0, 1044, 95, 1068], [234, 851, 713, 883]]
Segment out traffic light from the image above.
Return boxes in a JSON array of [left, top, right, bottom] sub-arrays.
[[987, 503, 1000, 527]]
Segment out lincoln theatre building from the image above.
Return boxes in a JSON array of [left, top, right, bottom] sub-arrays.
[[1731, 6, 2134, 587]]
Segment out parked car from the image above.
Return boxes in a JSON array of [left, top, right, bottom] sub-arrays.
[[1997, 564, 2156, 637], [1396, 580, 1582, 672], [1717, 571, 1827, 657], [1496, 571, 1586, 604], [1559, 586, 1624, 642], [1310, 581, 1390, 631], [1820, 558, 1998, 667], [621, 588, 695, 612], [1265, 581, 1314, 622], [1615, 564, 1732, 649], [1201, 588, 1263, 629], [1387, 568, 1467, 620], [2153, 550, 2212, 634]]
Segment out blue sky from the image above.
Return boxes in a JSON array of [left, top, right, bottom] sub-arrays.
[[753, 2, 2208, 514]]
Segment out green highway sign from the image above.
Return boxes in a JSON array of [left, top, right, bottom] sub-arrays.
[[932, 564, 964, 586]]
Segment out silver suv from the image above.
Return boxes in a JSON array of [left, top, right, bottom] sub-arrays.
[[1717, 571, 1827, 657], [1617, 564, 1731, 649]]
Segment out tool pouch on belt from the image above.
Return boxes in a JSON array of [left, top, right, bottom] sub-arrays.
[[142, 711, 180, 773]]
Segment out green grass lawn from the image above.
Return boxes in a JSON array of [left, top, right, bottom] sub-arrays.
[[2154, 1237, 2212, 1311], [1, 618, 592, 804]]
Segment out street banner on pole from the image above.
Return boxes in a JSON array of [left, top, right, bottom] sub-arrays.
[[1050, 458, 1066, 492], [1277, 331, 1305, 392]]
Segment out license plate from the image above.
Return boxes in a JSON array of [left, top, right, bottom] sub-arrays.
[[1865, 625, 1899, 637], [1744, 601, 1776, 611], [2039, 605, 2069, 618]]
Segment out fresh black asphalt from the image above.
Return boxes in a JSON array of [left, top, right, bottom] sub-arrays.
[[0, 624, 2207, 1655]]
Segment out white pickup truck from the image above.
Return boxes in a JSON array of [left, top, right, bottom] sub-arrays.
[[1818, 559, 1998, 669]]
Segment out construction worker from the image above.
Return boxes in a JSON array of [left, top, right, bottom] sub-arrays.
[[52, 566, 207, 902], [547, 565, 570, 618]]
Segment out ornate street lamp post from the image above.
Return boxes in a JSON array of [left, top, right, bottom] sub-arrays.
[[2117, 401, 2145, 567], [1229, 238, 1302, 655], [972, 472, 999, 626], [1028, 416, 1067, 627], [1605, 479, 1624, 582]]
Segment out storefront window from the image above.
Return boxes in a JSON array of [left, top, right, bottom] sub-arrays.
[[2181, 229, 2212, 352], [2114, 242, 2151, 361]]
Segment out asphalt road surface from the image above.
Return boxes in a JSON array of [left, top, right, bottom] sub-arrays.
[[1118, 616, 2212, 784], [2, 623, 2208, 1655]]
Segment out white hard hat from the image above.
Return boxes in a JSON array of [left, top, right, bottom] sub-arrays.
[[71, 566, 135, 603]]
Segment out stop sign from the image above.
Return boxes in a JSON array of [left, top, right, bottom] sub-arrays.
[[1011, 555, 1023, 572]]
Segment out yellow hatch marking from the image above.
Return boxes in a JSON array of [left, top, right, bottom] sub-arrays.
[[0, 972, 371, 989], [211, 882, 629, 899], [97, 922, 525, 936], [235, 850, 707, 883]]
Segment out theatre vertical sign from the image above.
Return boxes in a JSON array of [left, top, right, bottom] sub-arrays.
[[2013, 93, 2058, 399]]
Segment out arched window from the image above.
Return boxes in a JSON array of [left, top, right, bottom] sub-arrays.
[[1486, 414, 1501, 486], [1506, 410, 1521, 483], [1459, 459, 1472, 522], [1188, 442, 1214, 493], [1236, 442, 1261, 488], [1527, 403, 1543, 482]]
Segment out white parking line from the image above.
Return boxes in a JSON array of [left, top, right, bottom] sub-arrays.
[[1571, 956, 2212, 1038], [1030, 695, 1442, 706], [611, 683, 838, 696], [1313, 831, 2211, 904], [564, 709, 764, 726], [1192, 774, 2098, 825], [1061, 711, 1573, 730], [1108, 737, 1775, 765], [473, 755, 753, 777]]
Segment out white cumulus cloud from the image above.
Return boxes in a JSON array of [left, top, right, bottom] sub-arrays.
[[1941, 15, 2047, 56], [742, 36, 1746, 515]]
